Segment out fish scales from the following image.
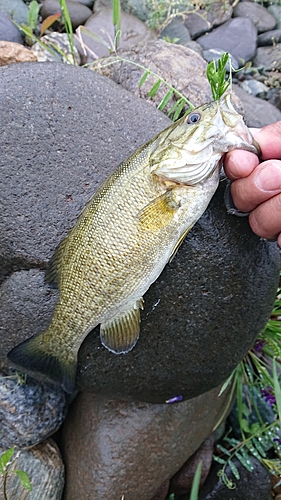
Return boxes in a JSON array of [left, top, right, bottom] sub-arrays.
[[8, 93, 260, 393]]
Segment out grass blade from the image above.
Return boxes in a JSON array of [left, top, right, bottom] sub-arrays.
[[172, 98, 185, 121], [189, 462, 202, 500], [273, 357, 281, 422]]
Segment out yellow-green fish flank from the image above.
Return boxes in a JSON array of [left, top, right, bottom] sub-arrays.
[[8, 93, 260, 393]]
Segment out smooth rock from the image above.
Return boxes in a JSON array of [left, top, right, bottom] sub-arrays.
[[267, 87, 281, 111], [183, 1, 232, 39], [169, 435, 214, 496], [268, 5, 281, 29], [160, 16, 191, 45], [40, 0, 92, 29], [0, 0, 28, 25], [253, 44, 281, 71], [95, 0, 150, 23], [240, 79, 269, 98], [0, 14, 22, 43], [197, 18, 257, 64], [202, 48, 239, 70], [93, 40, 213, 114], [72, 0, 94, 8], [77, 7, 156, 61], [61, 386, 231, 500], [0, 366, 67, 449], [233, 84, 281, 127], [233, 2, 276, 33], [151, 480, 170, 500], [0, 439, 64, 500], [198, 457, 272, 500], [0, 40, 37, 65], [31, 33, 81, 64], [258, 29, 281, 46], [1, 62, 280, 403]]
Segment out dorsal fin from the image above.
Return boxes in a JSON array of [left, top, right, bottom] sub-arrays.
[[44, 236, 68, 289]]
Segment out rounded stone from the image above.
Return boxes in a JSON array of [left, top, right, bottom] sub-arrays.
[[0, 0, 28, 25], [0, 439, 64, 500], [0, 14, 22, 43], [40, 0, 92, 29], [197, 18, 257, 64], [0, 62, 280, 404], [233, 2, 276, 33], [0, 370, 68, 449]]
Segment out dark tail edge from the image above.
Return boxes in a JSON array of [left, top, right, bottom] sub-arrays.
[[7, 336, 77, 394]]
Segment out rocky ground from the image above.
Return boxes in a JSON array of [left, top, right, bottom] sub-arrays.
[[0, 0, 281, 499]]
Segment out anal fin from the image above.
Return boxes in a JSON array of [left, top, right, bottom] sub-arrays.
[[169, 226, 192, 263], [100, 301, 143, 354]]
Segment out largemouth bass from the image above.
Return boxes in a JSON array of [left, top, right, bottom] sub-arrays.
[[8, 93, 260, 393]]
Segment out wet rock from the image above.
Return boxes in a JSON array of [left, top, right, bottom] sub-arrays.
[[197, 18, 257, 64], [198, 457, 272, 500], [77, 6, 156, 61], [40, 0, 92, 29], [0, 0, 28, 25], [0, 439, 64, 500], [267, 5, 281, 30], [233, 84, 281, 127], [1, 62, 280, 403], [0, 41, 37, 65], [61, 386, 231, 500], [169, 435, 214, 496], [233, 2, 276, 34], [160, 16, 191, 45], [93, 40, 213, 114], [253, 45, 281, 71], [0, 365, 67, 449], [0, 14, 22, 43], [31, 33, 81, 64], [258, 29, 281, 46]]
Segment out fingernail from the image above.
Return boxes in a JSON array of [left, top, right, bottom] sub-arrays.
[[256, 164, 281, 192]]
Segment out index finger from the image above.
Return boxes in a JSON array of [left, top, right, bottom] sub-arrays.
[[224, 121, 281, 180]]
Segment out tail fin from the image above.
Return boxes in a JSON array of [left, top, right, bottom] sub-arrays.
[[7, 335, 77, 394]]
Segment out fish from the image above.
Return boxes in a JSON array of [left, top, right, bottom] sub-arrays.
[[7, 92, 260, 394]]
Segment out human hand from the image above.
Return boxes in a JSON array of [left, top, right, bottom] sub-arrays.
[[224, 122, 281, 248]]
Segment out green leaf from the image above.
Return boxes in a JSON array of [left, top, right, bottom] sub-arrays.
[[235, 451, 254, 472], [252, 437, 267, 458], [206, 52, 231, 100], [139, 70, 150, 88], [213, 455, 226, 465], [157, 89, 174, 111], [189, 462, 201, 500], [0, 448, 14, 473], [228, 459, 240, 480], [172, 98, 185, 121], [14, 470, 32, 491], [240, 418, 250, 433], [148, 79, 162, 98], [273, 357, 281, 422], [216, 444, 231, 456], [28, 0, 39, 31]]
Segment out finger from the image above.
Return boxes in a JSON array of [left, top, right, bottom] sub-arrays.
[[224, 150, 259, 180], [249, 193, 281, 240], [230, 160, 281, 212], [224, 121, 281, 180], [251, 121, 281, 160]]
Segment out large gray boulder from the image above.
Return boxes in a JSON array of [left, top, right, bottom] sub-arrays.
[[0, 62, 280, 404]]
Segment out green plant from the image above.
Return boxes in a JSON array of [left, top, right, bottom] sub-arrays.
[[0, 448, 32, 500], [213, 278, 281, 490]]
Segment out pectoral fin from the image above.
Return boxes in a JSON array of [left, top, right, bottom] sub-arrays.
[[100, 301, 143, 354], [138, 189, 180, 231]]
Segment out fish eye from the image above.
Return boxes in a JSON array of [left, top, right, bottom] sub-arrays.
[[186, 112, 201, 124]]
